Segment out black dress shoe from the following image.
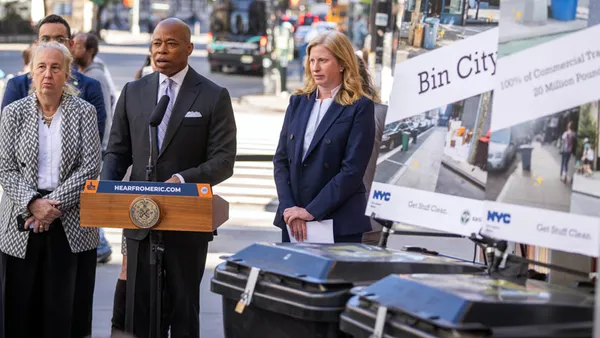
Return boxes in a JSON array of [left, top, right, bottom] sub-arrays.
[[97, 251, 112, 264]]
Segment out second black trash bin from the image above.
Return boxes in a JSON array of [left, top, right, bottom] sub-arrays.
[[211, 242, 485, 338], [340, 274, 595, 338]]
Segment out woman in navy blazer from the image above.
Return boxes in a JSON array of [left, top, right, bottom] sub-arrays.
[[273, 31, 375, 243]]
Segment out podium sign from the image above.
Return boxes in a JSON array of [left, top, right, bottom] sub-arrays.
[[80, 180, 229, 232]]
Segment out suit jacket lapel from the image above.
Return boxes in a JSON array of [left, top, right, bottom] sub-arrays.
[[141, 72, 159, 126], [139, 73, 159, 154], [303, 101, 345, 161], [159, 67, 203, 157], [24, 94, 39, 189], [293, 93, 316, 167]]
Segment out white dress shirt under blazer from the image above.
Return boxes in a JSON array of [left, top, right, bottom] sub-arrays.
[[157, 65, 189, 183], [303, 84, 342, 160], [37, 106, 62, 191]]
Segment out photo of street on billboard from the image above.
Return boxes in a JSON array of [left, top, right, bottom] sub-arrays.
[[396, 0, 498, 60], [498, 0, 591, 57], [434, 91, 491, 200], [481, 1, 600, 259], [374, 91, 492, 201], [485, 108, 579, 213], [570, 102, 599, 220], [366, 16, 499, 237]]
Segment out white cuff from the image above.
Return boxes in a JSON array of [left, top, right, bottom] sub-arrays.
[[173, 174, 185, 183]]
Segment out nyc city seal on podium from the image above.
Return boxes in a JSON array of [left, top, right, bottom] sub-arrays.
[[129, 196, 161, 229]]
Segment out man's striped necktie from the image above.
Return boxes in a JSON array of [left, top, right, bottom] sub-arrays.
[[158, 78, 174, 150]]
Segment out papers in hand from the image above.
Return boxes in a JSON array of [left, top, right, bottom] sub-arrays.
[[286, 219, 334, 243]]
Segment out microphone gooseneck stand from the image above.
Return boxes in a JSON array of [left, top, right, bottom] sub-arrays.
[[472, 232, 591, 280], [147, 124, 165, 338], [146, 95, 170, 338]]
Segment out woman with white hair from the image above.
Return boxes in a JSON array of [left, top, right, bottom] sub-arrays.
[[0, 42, 101, 337]]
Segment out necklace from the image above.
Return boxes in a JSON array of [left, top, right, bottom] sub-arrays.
[[41, 112, 56, 127]]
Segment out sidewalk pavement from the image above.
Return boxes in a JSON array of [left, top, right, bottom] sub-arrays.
[[496, 142, 572, 212], [440, 130, 486, 189], [237, 94, 291, 114], [441, 154, 486, 189], [237, 77, 304, 114], [572, 172, 600, 198], [499, 0, 588, 43], [392, 127, 446, 191], [466, 8, 500, 23]]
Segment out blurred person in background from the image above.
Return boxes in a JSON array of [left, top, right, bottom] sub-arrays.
[[134, 54, 156, 80], [20, 44, 33, 75], [582, 138, 595, 176], [560, 120, 576, 182], [352, 15, 368, 49], [93, 53, 118, 111], [273, 31, 375, 243], [355, 54, 386, 246], [72, 32, 114, 264], [0, 42, 101, 338], [1, 15, 106, 142]]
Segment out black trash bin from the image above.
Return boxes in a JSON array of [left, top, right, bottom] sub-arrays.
[[520, 144, 534, 171], [211, 243, 485, 338], [341, 274, 594, 338]]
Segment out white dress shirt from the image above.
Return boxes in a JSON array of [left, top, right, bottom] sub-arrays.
[[37, 106, 63, 191], [158, 65, 189, 106], [303, 84, 342, 160], [157, 65, 189, 183]]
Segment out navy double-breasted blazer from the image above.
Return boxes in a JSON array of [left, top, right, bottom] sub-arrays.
[[273, 92, 375, 236]]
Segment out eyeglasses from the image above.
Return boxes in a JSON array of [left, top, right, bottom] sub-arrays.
[[39, 36, 70, 44]]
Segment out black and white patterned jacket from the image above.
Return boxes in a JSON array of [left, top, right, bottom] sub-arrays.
[[0, 93, 101, 258]]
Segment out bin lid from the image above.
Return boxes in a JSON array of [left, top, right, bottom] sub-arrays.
[[223, 243, 485, 285], [424, 17, 440, 24], [349, 274, 594, 332]]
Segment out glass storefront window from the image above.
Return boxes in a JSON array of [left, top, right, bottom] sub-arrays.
[[443, 0, 463, 15]]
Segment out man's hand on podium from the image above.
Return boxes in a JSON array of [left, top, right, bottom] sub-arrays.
[[164, 176, 181, 184]]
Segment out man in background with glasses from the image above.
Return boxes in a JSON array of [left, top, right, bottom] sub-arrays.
[[1, 14, 107, 143]]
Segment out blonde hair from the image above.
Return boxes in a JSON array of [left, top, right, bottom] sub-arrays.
[[355, 54, 380, 103], [28, 42, 79, 97], [295, 31, 366, 106]]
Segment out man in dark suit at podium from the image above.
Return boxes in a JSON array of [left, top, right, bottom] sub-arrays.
[[101, 18, 237, 338]]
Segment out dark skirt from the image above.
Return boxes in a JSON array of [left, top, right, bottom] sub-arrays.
[[0, 220, 97, 338]]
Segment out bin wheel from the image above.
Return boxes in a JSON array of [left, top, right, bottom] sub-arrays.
[[210, 65, 221, 73], [389, 140, 395, 150]]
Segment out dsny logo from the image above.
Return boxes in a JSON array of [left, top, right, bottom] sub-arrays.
[[372, 190, 391, 201], [487, 211, 511, 224]]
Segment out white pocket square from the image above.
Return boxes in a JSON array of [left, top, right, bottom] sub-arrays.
[[185, 111, 202, 118]]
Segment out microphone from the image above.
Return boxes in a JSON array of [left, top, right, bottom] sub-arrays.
[[150, 95, 170, 127], [146, 95, 170, 182]]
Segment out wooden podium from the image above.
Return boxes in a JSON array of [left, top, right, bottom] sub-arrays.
[[80, 180, 229, 232], [80, 179, 229, 338]]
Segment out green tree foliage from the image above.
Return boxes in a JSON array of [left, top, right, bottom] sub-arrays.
[[576, 104, 598, 159]]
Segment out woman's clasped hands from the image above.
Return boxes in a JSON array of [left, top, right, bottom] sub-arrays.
[[25, 198, 62, 233], [283, 207, 314, 242]]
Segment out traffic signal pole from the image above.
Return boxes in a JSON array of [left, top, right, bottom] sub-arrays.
[[131, 0, 140, 34], [368, 0, 395, 102]]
